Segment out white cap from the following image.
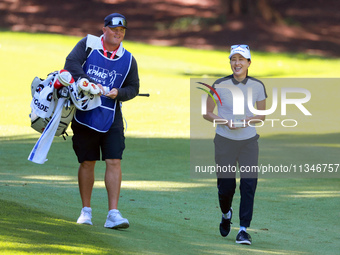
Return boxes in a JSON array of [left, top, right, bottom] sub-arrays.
[[229, 45, 251, 60]]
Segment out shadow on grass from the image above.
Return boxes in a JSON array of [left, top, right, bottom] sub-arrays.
[[0, 199, 114, 254]]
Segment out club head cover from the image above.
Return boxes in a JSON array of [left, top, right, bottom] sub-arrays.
[[89, 83, 101, 95], [54, 69, 75, 89], [78, 78, 91, 92]]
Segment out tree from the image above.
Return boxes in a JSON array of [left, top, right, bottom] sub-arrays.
[[219, 0, 283, 23]]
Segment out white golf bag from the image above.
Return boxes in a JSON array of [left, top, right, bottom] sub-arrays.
[[29, 73, 75, 138]]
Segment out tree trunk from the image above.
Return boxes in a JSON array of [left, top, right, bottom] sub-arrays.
[[257, 0, 283, 23], [219, 0, 283, 23]]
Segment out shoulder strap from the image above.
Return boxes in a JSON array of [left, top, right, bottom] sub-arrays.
[[85, 34, 102, 58]]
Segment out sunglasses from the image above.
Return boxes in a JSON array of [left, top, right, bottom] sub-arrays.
[[106, 17, 127, 28], [230, 44, 250, 50]]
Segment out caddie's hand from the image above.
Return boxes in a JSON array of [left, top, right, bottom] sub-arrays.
[[96, 84, 105, 95], [106, 88, 118, 99]]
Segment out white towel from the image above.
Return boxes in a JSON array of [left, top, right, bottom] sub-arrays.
[[30, 74, 55, 118], [28, 98, 66, 164]]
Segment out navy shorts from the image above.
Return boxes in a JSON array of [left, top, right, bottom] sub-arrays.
[[71, 120, 125, 163]]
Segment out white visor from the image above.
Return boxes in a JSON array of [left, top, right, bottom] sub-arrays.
[[229, 45, 251, 60]]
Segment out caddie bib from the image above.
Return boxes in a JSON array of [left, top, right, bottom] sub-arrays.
[[74, 38, 132, 132]]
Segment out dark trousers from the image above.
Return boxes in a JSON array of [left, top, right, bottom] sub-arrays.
[[214, 133, 259, 228]]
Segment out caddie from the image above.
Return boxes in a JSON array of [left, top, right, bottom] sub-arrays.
[[64, 13, 139, 229]]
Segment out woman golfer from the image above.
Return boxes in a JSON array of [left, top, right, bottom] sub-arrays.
[[203, 45, 267, 245]]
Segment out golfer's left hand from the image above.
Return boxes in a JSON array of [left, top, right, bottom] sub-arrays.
[[106, 88, 118, 99]]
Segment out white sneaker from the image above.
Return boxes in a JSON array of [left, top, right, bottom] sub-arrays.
[[104, 209, 129, 229], [77, 207, 93, 225]]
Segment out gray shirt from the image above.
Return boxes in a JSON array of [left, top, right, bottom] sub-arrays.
[[213, 75, 267, 140]]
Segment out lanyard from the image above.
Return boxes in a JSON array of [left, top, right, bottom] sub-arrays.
[[101, 37, 119, 59]]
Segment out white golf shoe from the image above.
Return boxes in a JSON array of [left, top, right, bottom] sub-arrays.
[[77, 207, 93, 225], [104, 209, 129, 229]]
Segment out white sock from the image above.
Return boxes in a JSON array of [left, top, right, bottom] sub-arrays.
[[109, 209, 119, 214], [223, 210, 232, 219], [239, 226, 247, 233]]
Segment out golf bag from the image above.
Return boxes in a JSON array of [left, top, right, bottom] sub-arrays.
[[29, 71, 75, 137]]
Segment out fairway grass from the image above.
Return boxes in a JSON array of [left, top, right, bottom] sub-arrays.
[[0, 32, 339, 254], [1, 136, 339, 254]]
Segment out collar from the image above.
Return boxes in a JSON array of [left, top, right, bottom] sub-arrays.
[[231, 75, 248, 85]]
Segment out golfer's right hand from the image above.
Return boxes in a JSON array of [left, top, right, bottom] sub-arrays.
[[226, 122, 240, 130]]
